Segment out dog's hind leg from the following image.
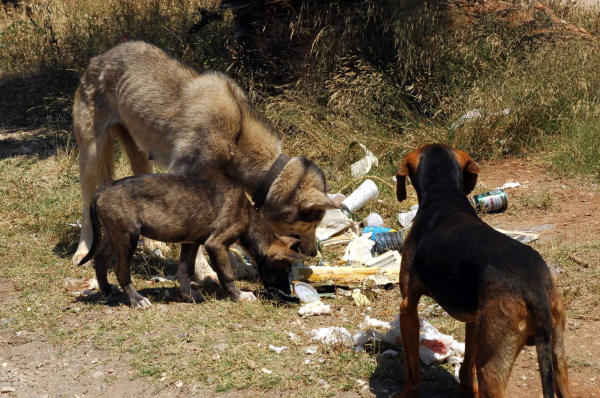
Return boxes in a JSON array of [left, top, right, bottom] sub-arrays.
[[111, 124, 170, 257], [459, 322, 479, 398], [178, 243, 203, 303], [72, 88, 116, 266], [94, 232, 118, 298], [475, 298, 527, 398], [551, 295, 570, 398], [110, 123, 153, 176], [398, 290, 423, 398], [113, 232, 151, 309], [204, 233, 256, 302]]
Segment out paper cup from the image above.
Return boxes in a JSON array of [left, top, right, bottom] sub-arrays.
[[341, 179, 379, 213]]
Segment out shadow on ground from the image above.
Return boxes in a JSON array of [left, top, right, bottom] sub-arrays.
[[369, 352, 460, 397], [0, 68, 78, 161], [0, 68, 78, 129], [74, 284, 234, 308]]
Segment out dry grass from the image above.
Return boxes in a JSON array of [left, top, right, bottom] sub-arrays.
[[2, 0, 600, 395]]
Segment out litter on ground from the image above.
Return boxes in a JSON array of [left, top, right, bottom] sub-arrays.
[[268, 345, 288, 354], [353, 315, 466, 376], [64, 277, 100, 297], [351, 289, 371, 306], [340, 179, 379, 214], [350, 143, 379, 178], [310, 327, 354, 347], [298, 301, 331, 317]]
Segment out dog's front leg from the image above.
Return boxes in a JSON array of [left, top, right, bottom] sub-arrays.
[[399, 294, 422, 398], [178, 243, 203, 303], [204, 240, 256, 302], [460, 322, 479, 397]]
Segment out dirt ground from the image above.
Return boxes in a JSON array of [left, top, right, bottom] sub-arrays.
[[475, 159, 600, 398], [1, 147, 600, 397]]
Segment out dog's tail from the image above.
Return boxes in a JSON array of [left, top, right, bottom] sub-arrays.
[[529, 294, 555, 398], [78, 196, 101, 266]]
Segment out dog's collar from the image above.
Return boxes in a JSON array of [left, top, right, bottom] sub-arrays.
[[252, 153, 291, 211]]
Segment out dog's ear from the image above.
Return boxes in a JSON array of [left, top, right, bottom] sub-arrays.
[[279, 236, 302, 253], [396, 150, 421, 202], [300, 189, 338, 212], [453, 149, 481, 195]]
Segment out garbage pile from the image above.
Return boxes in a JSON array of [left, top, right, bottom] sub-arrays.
[[287, 151, 540, 369], [352, 315, 466, 379], [295, 170, 536, 295]]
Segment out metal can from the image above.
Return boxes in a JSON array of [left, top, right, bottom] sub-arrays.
[[471, 189, 508, 213]]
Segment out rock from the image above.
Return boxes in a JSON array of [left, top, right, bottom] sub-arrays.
[[0, 386, 16, 393]]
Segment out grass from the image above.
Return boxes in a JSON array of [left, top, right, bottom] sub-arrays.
[[2, 0, 600, 395], [2, 127, 600, 395]]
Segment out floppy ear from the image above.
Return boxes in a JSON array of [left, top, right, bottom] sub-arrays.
[[279, 236, 302, 253], [395, 161, 409, 202], [396, 150, 420, 202], [300, 189, 338, 212], [462, 160, 480, 195], [454, 150, 481, 195]]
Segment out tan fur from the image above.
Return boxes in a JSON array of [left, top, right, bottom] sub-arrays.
[[72, 41, 334, 273]]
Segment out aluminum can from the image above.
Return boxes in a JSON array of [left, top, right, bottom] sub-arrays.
[[471, 189, 508, 213]]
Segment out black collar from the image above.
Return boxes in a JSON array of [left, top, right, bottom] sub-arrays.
[[252, 153, 291, 211]]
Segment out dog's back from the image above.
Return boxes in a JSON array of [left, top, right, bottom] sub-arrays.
[[92, 174, 250, 244]]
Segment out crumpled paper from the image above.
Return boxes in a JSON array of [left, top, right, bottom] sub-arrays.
[[351, 144, 379, 178]]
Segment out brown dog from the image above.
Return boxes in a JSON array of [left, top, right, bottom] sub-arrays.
[[72, 41, 335, 282], [393, 144, 568, 398], [77, 174, 304, 308]]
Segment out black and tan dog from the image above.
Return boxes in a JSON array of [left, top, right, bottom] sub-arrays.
[[78, 174, 304, 308], [393, 144, 568, 398]]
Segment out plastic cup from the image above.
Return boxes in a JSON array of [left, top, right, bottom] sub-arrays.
[[341, 179, 379, 213]]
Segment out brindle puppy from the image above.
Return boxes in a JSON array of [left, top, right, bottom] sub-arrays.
[[78, 174, 304, 308]]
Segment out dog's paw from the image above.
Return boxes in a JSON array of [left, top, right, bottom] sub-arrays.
[[72, 251, 88, 266], [131, 296, 152, 309], [238, 291, 257, 302], [180, 289, 203, 303]]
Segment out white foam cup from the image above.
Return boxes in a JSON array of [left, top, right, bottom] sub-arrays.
[[341, 179, 379, 213]]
